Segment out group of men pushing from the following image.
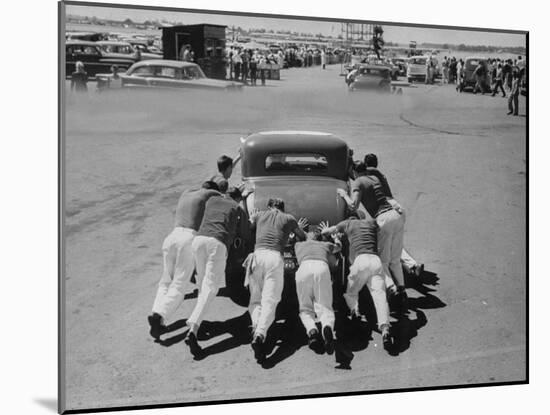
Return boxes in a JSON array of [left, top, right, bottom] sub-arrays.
[[148, 153, 423, 362]]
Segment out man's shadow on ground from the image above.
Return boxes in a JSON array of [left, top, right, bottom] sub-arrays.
[[153, 268, 444, 367], [155, 311, 251, 361], [386, 269, 445, 356], [332, 268, 446, 365]]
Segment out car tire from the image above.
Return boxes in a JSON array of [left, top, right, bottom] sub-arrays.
[[407, 77, 412, 83]]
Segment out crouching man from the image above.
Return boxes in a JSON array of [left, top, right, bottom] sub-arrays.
[[185, 186, 247, 356], [247, 198, 308, 363], [320, 213, 392, 351], [294, 230, 341, 354]]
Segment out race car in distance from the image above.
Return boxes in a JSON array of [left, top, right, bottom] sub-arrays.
[[347, 64, 393, 92], [117, 60, 243, 90]]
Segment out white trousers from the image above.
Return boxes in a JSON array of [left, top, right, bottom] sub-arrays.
[[248, 249, 285, 337], [187, 235, 227, 327], [377, 209, 406, 287], [152, 227, 196, 323], [344, 253, 389, 328], [295, 260, 335, 333], [401, 248, 418, 272]]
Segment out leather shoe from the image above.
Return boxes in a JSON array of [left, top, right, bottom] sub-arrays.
[[251, 334, 266, 363], [147, 313, 165, 340], [323, 326, 335, 355]]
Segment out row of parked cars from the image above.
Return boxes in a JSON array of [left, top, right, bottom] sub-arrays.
[[66, 40, 243, 91]]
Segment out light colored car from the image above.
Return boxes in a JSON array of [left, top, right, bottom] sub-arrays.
[[406, 56, 428, 82], [119, 60, 242, 90]]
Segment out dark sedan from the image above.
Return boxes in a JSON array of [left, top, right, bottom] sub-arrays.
[[65, 40, 135, 77]]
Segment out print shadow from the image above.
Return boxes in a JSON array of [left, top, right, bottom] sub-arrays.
[[260, 276, 307, 369], [191, 312, 252, 361]]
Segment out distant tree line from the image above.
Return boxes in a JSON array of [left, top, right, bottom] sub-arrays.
[[420, 42, 525, 54]]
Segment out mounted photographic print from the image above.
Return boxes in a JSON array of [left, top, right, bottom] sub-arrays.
[[59, 0, 528, 413]]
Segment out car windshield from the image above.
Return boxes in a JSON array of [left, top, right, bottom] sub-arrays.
[[409, 58, 426, 65], [182, 66, 205, 79], [265, 153, 328, 172], [359, 68, 387, 76], [467, 59, 484, 68], [102, 44, 134, 54]]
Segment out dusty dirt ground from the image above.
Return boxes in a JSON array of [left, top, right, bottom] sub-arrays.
[[62, 64, 526, 411]]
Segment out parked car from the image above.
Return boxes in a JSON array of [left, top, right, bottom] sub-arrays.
[[230, 131, 352, 276], [391, 57, 408, 76], [461, 57, 489, 92], [127, 40, 163, 57], [65, 40, 135, 77], [119, 60, 242, 90], [97, 41, 162, 61], [347, 64, 392, 92], [358, 55, 400, 80], [66, 31, 107, 42]]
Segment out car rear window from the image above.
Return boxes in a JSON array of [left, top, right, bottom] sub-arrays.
[[409, 58, 426, 65], [265, 153, 328, 173], [466, 59, 484, 68], [359, 68, 387, 76]]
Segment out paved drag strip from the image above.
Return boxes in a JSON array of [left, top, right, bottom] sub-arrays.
[[207, 344, 526, 399], [399, 113, 462, 136]]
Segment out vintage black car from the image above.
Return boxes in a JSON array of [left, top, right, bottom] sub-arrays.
[[229, 131, 352, 276], [348, 64, 393, 92], [65, 40, 136, 77]]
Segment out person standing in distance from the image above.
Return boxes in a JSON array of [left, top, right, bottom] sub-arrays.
[[507, 71, 520, 116], [294, 230, 341, 354], [185, 187, 248, 357], [247, 198, 308, 363], [148, 181, 220, 340], [70, 61, 88, 93], [319, 213, 392, 351]]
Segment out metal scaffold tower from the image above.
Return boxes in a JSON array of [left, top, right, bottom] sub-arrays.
[[340, 23, 374, 47]]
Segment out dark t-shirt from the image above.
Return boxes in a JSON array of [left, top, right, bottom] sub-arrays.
[[295, 240, 337, 265], [365, 167, 393, 198], [197, 195, 241, 249], [351, 176, 393, 218], [174, 188, 220, 230], [209, 173, 229, 193], [71, 71, 88, 92], [335, 218, 378, 263], [254, 209, 298, 254]]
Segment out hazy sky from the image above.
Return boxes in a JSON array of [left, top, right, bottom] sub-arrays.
[[67, 4, 526, 47]]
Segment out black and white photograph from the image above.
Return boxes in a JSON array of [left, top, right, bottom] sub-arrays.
[[58, 0, 528, 413]]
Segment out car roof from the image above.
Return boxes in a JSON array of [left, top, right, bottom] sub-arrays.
[[358, 64, 390, 70], [97, 41, 132, 46], [129, 60, 198, 69], [66, 40, 101, 47], [240, 131, 350, 180]]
